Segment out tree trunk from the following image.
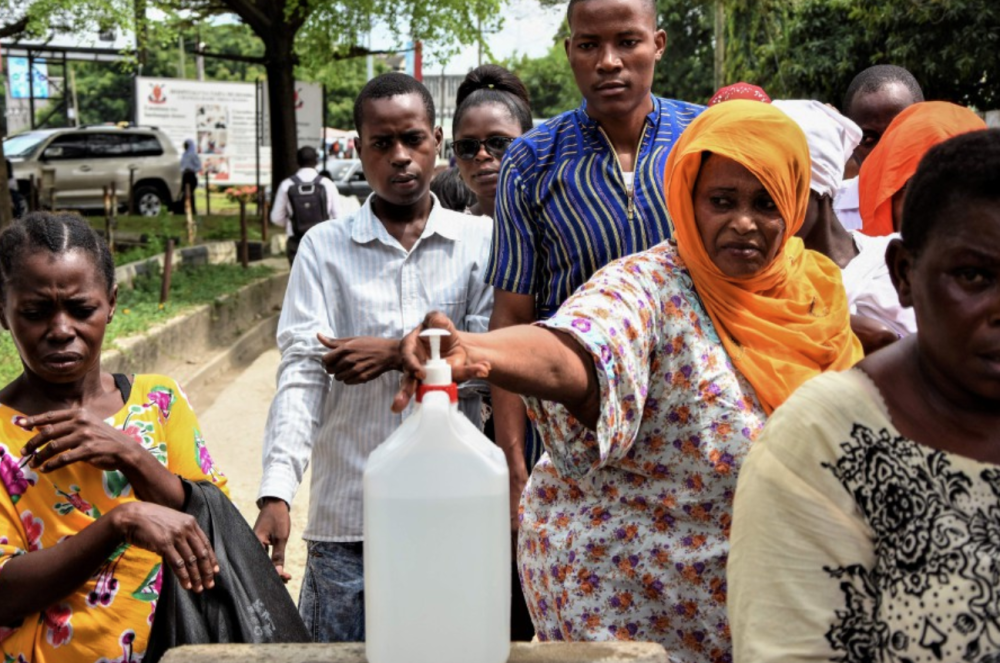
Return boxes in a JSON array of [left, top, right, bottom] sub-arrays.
[[0, 139, 14, 229], [264, 30, 299, 196]]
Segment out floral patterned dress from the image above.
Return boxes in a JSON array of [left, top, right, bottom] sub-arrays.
[[519, 243, 767, 662], [0, 375, 227, 663], [729, 369, 1000, 663]]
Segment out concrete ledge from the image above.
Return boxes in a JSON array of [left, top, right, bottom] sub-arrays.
[[161, 642, 668, 663], [115, 241, 237, 290], [180, 312, 279, 400], [101, 270, 289, 383]]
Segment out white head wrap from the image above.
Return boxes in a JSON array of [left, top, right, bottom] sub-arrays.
[[771, 99, 862, 198]]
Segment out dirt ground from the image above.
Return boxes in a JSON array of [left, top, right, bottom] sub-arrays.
[[194, 347, 311, 603]]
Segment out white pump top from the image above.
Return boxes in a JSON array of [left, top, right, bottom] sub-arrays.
[[420, 329, 452, 386]]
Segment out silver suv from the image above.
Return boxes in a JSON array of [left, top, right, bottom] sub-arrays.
[[5, 125, 183, 216]]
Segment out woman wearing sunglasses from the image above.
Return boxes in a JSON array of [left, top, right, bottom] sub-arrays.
[[452, 65, 533, 218], [451, 63, 535, 642]]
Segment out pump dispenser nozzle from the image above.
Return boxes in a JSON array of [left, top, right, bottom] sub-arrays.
[[420, 329, 452, 386]]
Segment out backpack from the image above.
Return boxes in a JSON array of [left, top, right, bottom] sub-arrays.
[[287, 174, 329, 237]]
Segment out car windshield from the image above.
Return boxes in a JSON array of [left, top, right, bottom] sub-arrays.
[[327, 161, 354, 179], [3, 132, 49, 158]]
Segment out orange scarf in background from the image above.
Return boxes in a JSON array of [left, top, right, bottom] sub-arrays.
[[665, 100, 862, 414], [859, 101, 986, 236]]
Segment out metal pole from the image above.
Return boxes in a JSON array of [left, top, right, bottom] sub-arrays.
[[204, 170, 210, 216], [184, 180, 195, 245], [60, 51, 69, 127], [128, 167, 136, 215], [196, 27, 205, 81], [68, 62, 80, 127], [255, 79, 261, 216], [261, 199, 269, 244], [104, 185, 113, 252], [28, 51, 35, 129], [160, 239, 174, 305], [239, 199, 249, 268], [322, 83, 328, 172], [178, 35, 186, 78], [109, 182, 117, 250]]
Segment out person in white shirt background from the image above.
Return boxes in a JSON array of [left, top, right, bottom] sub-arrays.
[[252, 73, 494, 643], [833, 65, 924, 231], [774, 99, 917, 355], [270, 146, 343, 263]]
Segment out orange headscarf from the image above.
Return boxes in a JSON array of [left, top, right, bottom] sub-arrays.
[[665, 100, 862, 414], [859, 101, 986, 236]]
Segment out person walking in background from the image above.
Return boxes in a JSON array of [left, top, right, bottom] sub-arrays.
[[834, 65, 923, 229], [859, 101, 986, 237], [486, 0, 703, 570], [180, 139, 201, 216], [772, 99, 915, 352], [270, 146, 342, 264], [252, 73, 494, 643]]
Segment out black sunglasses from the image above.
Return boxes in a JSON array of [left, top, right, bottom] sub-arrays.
[[452, 136, 515, 161]]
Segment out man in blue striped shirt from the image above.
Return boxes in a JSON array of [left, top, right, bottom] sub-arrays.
[[486, 0, 704, 528]]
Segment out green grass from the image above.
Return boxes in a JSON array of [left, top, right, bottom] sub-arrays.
[[86, 188, 272, 249], [92, 211, 271, 245], [0, 263, 275, 386]]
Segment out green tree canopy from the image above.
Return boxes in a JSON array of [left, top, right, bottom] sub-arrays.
[[655, 0, 715, 104], [523, 0, 1000, 113], [727, 0, 1000, 109], [153, 0, 507, 191], [506, 43, 579, 120]]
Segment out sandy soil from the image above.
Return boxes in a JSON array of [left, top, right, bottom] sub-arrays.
[[194, 347, 311, 603]]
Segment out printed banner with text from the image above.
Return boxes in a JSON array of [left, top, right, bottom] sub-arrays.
[[135, 77, 323, 186]]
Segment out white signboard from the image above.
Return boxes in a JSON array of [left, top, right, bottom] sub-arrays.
[[293, 82, 324, 151], [259, 80, 324, 151], [135, 77, 324, 186]]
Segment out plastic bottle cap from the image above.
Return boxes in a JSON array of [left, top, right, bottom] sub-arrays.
[[419, 329, 453, 387]]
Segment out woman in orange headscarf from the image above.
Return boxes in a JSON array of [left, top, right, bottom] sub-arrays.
[[859, 101, 986, 236], [391, 101, 861, 662]]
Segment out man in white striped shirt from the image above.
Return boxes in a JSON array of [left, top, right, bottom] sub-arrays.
[[253, 73, 494, 642]]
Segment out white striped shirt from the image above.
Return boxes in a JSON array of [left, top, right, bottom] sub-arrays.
[[258, 194, 494, 541]]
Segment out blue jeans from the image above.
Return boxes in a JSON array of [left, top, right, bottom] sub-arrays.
[[298, 541, 365, 642]]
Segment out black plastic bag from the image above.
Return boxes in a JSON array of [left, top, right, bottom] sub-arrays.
[[145, 480, 310, 662]]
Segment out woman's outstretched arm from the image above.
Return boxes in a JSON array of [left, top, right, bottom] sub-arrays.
[[394, 311, 601, 430]]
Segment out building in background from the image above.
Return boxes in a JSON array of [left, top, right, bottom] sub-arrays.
[[422, 73, 466, 149]]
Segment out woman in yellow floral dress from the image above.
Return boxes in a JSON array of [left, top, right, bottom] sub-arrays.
[[0, 212, 227, 663]]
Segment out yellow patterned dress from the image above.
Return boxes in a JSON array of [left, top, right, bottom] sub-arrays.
[[0, 375, 228, 663]]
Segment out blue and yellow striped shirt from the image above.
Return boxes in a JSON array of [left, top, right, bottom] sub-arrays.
[[486, 95, 704, 318]]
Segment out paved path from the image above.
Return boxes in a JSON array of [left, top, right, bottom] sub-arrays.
[[193, 347, 312, 603]]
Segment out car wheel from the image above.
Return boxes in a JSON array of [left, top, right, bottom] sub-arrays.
[[134, 185, 166, 217]]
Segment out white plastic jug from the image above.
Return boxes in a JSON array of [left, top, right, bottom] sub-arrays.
[[364, 329, 511, 663]]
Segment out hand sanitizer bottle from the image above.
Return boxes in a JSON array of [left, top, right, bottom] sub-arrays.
[[364, 329, 511, 663]]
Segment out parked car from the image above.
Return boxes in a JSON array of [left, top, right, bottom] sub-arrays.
[[4, 125, 183, 216], [327, 159, 371, 203]]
